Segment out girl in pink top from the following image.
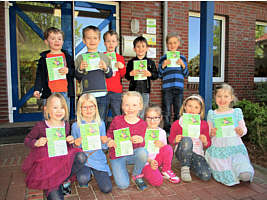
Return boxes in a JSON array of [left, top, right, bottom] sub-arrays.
[[142, 105, 180, 186], [169, 94, 211, 182]]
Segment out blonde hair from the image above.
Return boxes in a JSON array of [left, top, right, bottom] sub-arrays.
[[166, 32, 181, 44], [179, 94, 205, 120], [215, 83, 237, 107], [144, 104, 162, 119], [76, 93, 101, 127], [44, 93, 69, 121], [122, 91, 143, 113]]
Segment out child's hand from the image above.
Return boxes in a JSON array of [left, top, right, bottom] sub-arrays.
[[162, 60, 171, 69], [99, 60, 108, 72], [131, 135, 143, 144], [154, 140, 164, 148], [199, 135, 208, 146], [130, 69, 138, 76], [58, 67, 68, 75], [177, 59, 185, 69], [80, 60, 88, 70], [144, 70, 152, 77], [115, 62, 124, 69], [34, 137, 47, 147], [101, 136, 108, 144], [74, 137, 82, 147], [33, 91, 41, 99], [66, 136, 75, 144], [107, 139, 117, 148], [175, 135, 182, 143], [210, 128, 217, 137], [235, 127, 243, 136], [149, 159, 158, 170]]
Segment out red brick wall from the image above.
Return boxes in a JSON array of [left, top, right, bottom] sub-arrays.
[[0, 2, 8, 123], [119, 1, 267, 105]]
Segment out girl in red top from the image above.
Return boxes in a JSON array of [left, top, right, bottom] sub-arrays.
[[169, 94, 211, 182], [22, 93, 87, 200]]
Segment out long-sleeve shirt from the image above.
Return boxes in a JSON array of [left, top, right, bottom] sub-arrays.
[[105, 53, 126, 93], [158, 54, 189, 90], [169, 118, 211, 156], [107, 115, 147, 160], [125, 56, 158, 94]]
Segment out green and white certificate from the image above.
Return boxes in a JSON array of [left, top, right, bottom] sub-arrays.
[[214, 117, 236, 138], [46, 127, 67, 157], [145, 129, 159, 154], [80, 123, 101, 151], [82, 52, 100, 71], [167, 51, 180, 67], [133, 60, 147, 80], [106, 52, 118, 73], [114, 127, 133, 157], [182, 113, 201, 138], [46, 56, 66, 81]]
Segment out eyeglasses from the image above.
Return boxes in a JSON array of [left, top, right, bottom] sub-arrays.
[[82, 105, 95, 110], [146, 116, 161, 121]]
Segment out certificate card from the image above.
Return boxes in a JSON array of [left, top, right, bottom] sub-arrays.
[[167, 51, 180, 67], [82, 53, 100, 71], [106, 52, 118, 73], [114, 127, 133, 157], [146, 18, 156, 34], [182, 113, 201, 138], [46, 127, 68, 157], [145, 129, 159, 154], [214, 117, 236, 138], [46, 56, 66, 81], [133, 60, 147, 81], [80, 123, 101, 151]]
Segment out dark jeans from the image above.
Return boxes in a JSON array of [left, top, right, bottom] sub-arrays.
[[77, 166, 112, 193], [96, 95, 108, 121], [175, 137, 211, 181], [106, 92, 122, 118], [162, 88, 183, 134], [46, 152, 87, 200]]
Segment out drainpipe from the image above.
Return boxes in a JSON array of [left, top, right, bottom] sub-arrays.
[[163, 1, 168, 54]]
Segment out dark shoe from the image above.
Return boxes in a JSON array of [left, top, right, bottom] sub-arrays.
[[61, 181, 71, 195], [132, 174, 148, 191]]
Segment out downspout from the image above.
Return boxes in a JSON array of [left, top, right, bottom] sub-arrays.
[[163, 1, 168, 54]]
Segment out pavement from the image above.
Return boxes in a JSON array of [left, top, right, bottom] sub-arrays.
[[0, 143, 267, 200]]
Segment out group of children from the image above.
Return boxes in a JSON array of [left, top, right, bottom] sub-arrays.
[[23, 25, 254, 199]]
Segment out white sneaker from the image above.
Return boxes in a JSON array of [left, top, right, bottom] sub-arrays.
[[162, 170, 180, 183]]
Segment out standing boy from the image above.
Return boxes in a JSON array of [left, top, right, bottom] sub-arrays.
[[158, 33, 189, 135], [103, 30, 126, 122], [75, 25, 112, 120], [125, 36, 158, 119], [33, 27, 75, 109]]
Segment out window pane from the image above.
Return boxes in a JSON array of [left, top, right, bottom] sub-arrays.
[[188, 16, 222, 78], [255, 24, 267, 78]]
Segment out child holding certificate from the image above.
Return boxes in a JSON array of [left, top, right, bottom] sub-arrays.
[[142, 105, 180, 186], [107, 91, 148, 191], [22, 93, 87, 200], [125, 36, 158, 119], [71, 93, 112, 193], [205, 83, 254, 186], [169, 94, 211, 182], [75, 26, 112, 120], [33, 27, 75, 110]]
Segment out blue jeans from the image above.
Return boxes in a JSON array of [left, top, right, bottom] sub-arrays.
[[175, 137, 211, 181], [77, 166, 112, 193], [110, 147, 148, 189], [162, 88, 183, 133], [106, 92, 122, 118], [140, 93, 149, 119], [96, 96, 107, 121]]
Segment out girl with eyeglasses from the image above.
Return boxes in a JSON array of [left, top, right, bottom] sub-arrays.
[[142, 105, 180, 186]]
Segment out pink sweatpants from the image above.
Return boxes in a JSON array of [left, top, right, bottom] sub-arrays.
[[142, 144, 173, 186]]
